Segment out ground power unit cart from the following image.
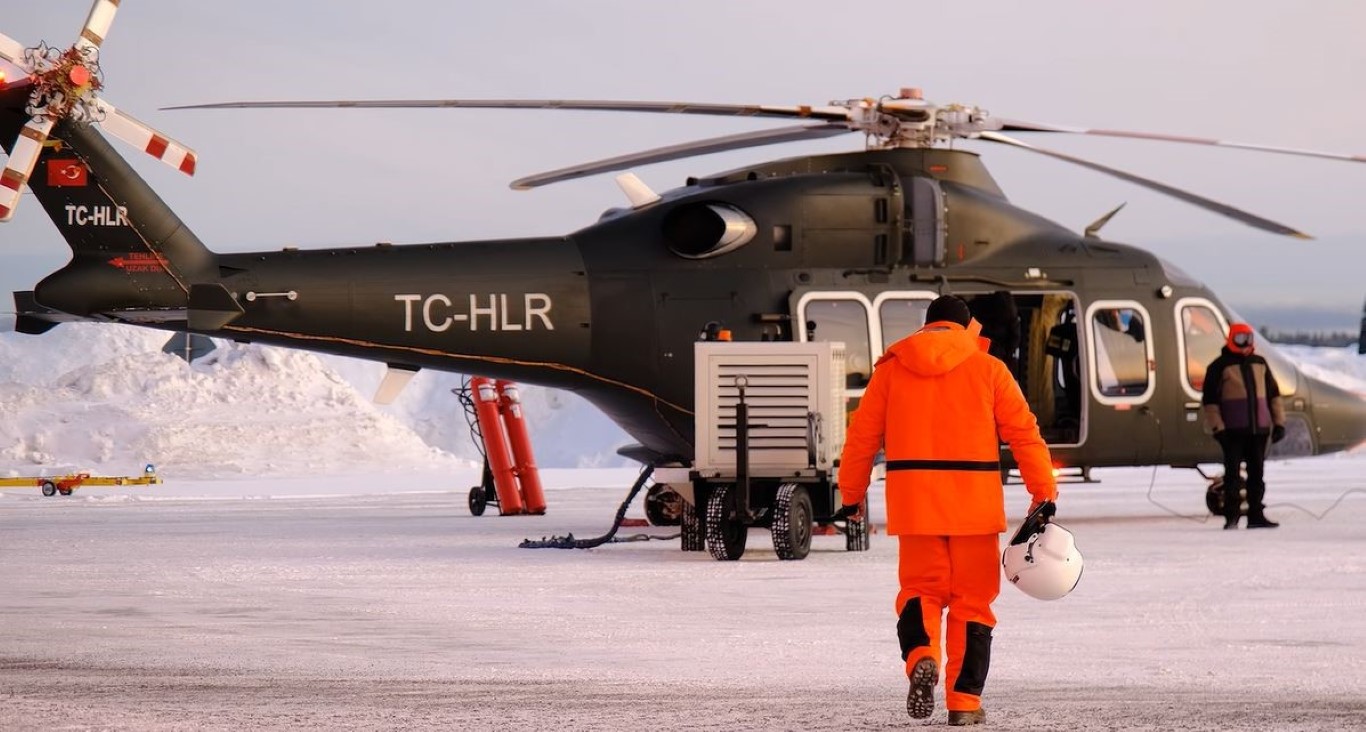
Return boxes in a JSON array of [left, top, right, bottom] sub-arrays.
[[658, 341, 871, 561]]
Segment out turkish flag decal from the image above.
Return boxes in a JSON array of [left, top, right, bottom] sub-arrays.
[[47, 159, 89, 187]]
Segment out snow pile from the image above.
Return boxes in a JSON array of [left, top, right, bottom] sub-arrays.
[[0, 329, 462, 478], [1275, 343, 1366, 394], [0, 322, 631, 478]]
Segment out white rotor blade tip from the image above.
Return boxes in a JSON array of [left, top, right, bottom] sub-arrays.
[[96, 100, 198, 175], [78, 0, 121, 50]]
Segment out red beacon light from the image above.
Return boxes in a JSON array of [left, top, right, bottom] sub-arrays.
[[68, 64, 92, 88]]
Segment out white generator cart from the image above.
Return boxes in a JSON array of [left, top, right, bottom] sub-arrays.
[[673, 341, 870, 560]]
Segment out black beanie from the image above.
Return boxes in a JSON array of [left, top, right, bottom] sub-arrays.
[[926, 295, 972, 326]]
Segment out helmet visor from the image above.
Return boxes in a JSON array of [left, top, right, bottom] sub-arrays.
[[1231, 330, 1254, 348]]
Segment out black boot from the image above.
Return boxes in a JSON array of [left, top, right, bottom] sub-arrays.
[[1245, 481, 1278, 528], [1222, 477, 1241, 530]]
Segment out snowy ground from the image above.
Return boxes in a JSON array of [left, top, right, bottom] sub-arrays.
[[2, 460, 1364, 731]]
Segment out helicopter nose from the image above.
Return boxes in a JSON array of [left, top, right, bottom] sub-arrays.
[[1306, 376, 1366, 455]]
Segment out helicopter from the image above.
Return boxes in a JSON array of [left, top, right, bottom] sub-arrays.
[[4, 2, 1366, 560]]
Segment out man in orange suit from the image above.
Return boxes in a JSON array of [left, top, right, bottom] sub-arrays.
[[838, 294, 1058, 726]]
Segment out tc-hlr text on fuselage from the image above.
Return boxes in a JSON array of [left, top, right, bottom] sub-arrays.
[[395, 293, 554, 332]]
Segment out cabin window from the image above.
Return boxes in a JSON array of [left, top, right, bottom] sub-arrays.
[[1180, 303, 1225, 393], [877, 297, 931, 350], [1089, 304, 1152, 400], [802, 297, 872, 389]]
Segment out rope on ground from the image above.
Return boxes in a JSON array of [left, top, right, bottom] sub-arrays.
[[520, 464, 677, 549]]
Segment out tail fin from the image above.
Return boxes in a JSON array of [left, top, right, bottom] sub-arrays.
[[8, 117, 217, 320]]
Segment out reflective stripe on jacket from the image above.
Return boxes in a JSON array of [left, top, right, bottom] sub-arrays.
[[838, 321, 1057, 535]]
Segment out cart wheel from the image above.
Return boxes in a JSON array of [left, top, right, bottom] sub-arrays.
[[705, 484, 747, 561], [644, 484, 683, 527], [680, 499, 704, 552], [1205, 477, 1247, 517], [771, 483, 813, 561], [468, 486, 488, 516], [41, 481, 57, 497]]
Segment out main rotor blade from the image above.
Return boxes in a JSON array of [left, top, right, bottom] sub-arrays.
[[979, 131, 1312, 239], [510, 122, 851, 190], [998, 118, 1366, 165], [164, 98, 854, 122], [0, 117, 55, 221], [74, 0, 120, 54], [94, 99, 198, 175]]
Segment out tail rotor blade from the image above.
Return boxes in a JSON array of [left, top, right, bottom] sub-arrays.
[[0, 117, 55, 221], [510, 122, 851, 189], [0, 32, 29, 67], [979, 131, 1312, 239], [74, 0, 121, 54], [94, 99, 198, 175]]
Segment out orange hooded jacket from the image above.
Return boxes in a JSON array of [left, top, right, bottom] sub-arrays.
[[839, 321, 1058, 535]]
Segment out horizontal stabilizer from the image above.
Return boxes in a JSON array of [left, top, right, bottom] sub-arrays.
[[11, 290, 86, 333]]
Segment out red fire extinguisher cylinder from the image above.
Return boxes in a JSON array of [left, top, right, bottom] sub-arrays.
[[471, 376, 524, 515]]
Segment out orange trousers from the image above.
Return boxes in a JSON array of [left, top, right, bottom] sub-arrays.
[[896, 534, 1000, 712]]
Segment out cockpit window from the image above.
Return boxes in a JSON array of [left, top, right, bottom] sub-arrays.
[[1181, 304, 1224, 392]]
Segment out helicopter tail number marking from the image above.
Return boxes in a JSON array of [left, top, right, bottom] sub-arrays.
[[396, 293, 554, 332]]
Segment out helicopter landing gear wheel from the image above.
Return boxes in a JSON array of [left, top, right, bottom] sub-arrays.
[[680, 500, 704, 552], [705, 484, 748, 561], [41, 481, 56, 497], [771, 483, 812, 561], [468, 485, 488, 516], [644, 484, 683, 527], [1205, 476, 1248, 517]]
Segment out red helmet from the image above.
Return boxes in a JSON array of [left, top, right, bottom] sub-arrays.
[[1227, 323, 1255, 355]]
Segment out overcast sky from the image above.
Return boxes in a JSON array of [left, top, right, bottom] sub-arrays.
[[3, 0, 1364, 328]]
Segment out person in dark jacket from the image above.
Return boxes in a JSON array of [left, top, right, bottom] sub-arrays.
[[1201, 323, 1286, 529]]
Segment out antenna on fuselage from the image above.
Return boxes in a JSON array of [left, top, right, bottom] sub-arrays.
[[1083, 203, 1127, 240]]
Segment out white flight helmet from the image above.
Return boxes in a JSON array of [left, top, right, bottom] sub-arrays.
[[1002, 510, 1083, 601]]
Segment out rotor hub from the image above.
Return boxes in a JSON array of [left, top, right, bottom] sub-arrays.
[[24, 42, 104, 124]]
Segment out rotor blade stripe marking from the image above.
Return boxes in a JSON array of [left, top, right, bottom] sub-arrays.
[[145, 135, 169, 159], [19, 126, 46, 141], [179, 154, 197, 175], [0, 203, 11, 220], [1, 169, 25, 189], [81, 0, 121, 47]]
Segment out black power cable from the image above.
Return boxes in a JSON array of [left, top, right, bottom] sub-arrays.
[[1141, 404, 1364, 523], [520, 464, 679, 549]]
